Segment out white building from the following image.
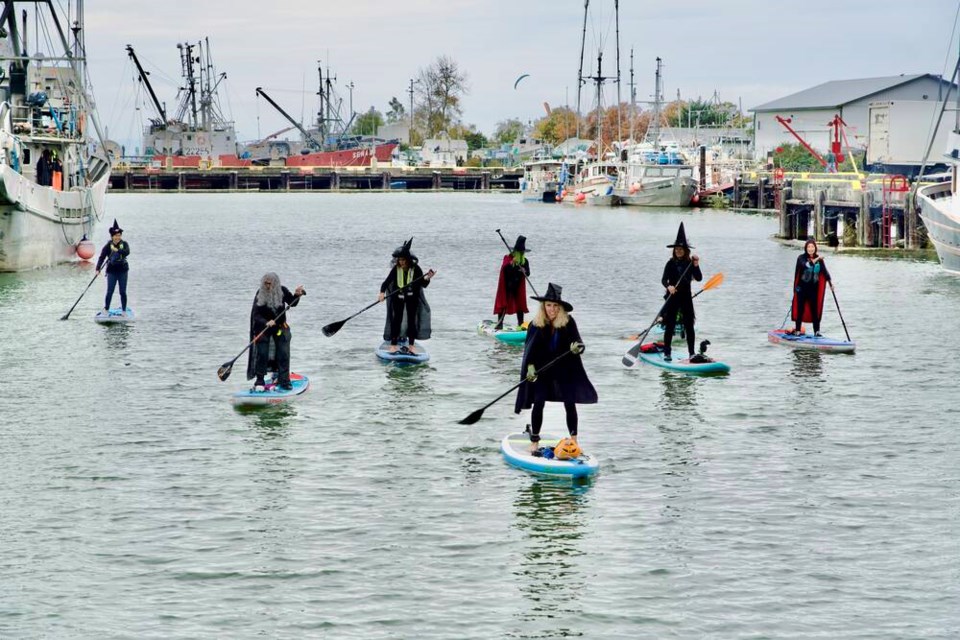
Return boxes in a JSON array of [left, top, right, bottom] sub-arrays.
[[751, 74, 955, 167], [421, 134, 468, 167]]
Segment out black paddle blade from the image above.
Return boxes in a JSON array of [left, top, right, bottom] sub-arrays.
[[59, 314, 70, 321], [217, 362, 234, 381], [458, 408, 484, 425], [321, 320, 344, 337], [622, 342, 643, 368]]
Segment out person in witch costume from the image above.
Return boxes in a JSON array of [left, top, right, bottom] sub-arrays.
[[246, 273, 305, 391], [514, 283, 597, 453], [660, 222, 702, 362], [493, 234, 531, 330], [379, 238, 435, 354], [789, 237, 833, 337], [95, 219, 131, 315]]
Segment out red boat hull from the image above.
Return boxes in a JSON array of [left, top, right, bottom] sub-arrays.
[[284, 143, 397, 167]]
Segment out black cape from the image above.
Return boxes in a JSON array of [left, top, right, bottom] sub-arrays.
[[246, 285, 299, 380], [514, 317, 597, 411], [380, 265, 432, 340]]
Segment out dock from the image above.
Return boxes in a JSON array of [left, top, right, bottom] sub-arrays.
[[107, 166, 522, 193]]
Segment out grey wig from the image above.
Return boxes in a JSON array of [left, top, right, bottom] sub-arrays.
[[256, 272, 283, 309]]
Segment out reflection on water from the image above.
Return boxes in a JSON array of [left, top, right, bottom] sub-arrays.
[[790, 349, 824, 379], [656, 371, 700, 416], [235, 403, 297, 436], [383, 362, 434, 396], [511, 479, 590, 637], [99, 322, 133, 351], [0, 272, 25, 304]]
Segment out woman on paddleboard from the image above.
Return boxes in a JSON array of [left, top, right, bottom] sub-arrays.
[[379, 238, 434, 354], [660, 222, 702, 362], [789, 238, 833, 337], [515, 283, 597, 453], [246, 273, 304, 391], [95, 219, 130, 316], [493, 235, 530, 330]]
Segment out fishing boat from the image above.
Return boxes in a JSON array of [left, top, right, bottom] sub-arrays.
[[126, 39, 239, 167], [0, 0, 112, 271], [520, 159, 564, 202], [615, 58, 697, 208], [917, 137, 960, 274]]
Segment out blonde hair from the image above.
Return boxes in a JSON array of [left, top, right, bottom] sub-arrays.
[[531, 301, 570, 329]]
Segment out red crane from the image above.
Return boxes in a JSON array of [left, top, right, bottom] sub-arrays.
[[775, 115, 851, 173]]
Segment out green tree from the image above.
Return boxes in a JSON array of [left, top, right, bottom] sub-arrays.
[[666, 98, 741, 128], [385, 97, 406, 124], [494, 118, 524, 145], [772, 142, 827, 172], [352, 107, 384, 136], [464, 130, 487, 151], [533, 107, 581, 145]]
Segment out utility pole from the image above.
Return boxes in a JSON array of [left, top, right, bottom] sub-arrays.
[[347, 81, 355, 133], [408, 78, 415, 144]]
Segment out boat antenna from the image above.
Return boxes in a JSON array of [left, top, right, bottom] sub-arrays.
[[614, 0, 622, 153]]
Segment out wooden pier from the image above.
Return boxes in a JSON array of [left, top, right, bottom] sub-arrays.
[[107, 166, 522, 193], [733, 171, 936, 254]]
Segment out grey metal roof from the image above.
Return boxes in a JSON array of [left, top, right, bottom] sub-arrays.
[[751, 74, 932, 112]]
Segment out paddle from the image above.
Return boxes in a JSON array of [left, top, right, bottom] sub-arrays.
[[621, 272, 724, 340], [321, 269, 436, 337], [60, 270, 101, 320], [458, 348, 575, 425], [217, 293, 304, 382], [495, 228, 539, 297], [830, 286, 852, 342]]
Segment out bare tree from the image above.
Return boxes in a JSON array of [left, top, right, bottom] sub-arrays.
[[414, 55, 469, 138]]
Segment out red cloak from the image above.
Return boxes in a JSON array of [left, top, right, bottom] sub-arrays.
[[494, 254, 528, 315]]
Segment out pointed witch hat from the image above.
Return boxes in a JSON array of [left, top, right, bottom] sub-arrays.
[[392, 237, 418, 262], [512, 235, 529, 253], [666, 222, 693, 249], [108, 219, 123, 235], [531, 282, 573, 312]]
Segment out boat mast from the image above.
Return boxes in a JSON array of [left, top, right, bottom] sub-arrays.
[[575, 0, 589, 142], [255, 87, 324, 149], [917, 51, 960, 180], [629, 48, 636, 145], [650, 56, 663, 147], [586, 50, 608, 158], [614, 0, 622, 153]]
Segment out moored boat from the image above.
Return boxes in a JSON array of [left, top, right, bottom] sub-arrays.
[[0, 0, 111, 272]]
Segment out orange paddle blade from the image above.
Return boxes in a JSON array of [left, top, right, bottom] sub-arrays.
[[702, 272, 724, 291]]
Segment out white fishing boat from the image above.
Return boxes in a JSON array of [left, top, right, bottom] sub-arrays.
[[917, 131, 960, 274], [0, 0, 111, 271], [520, 159, 564, 203], [615, 57, 697, 208]]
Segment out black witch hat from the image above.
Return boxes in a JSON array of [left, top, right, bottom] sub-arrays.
[[392, 237, 418, 263], [108, 219, 123, 235], [512, 235, 529, 253], [531, 282, 573, 312], [666, 222, 693, 249]]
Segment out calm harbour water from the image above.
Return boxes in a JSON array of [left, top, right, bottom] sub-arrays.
[[2, 192, 959, 639]]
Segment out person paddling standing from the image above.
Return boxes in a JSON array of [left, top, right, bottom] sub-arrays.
[[95, 219, 130, 315], [514, 283, 597, 453], [246, 273, 304, 391], [790, 237, 833, 337], [493, 235, 531, 330], [378, 238, 435, 354], [660, 222, 702, 362]]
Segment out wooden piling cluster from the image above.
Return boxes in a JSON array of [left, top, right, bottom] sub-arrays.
[[109, 167, 514, 193], [736, 171, 928, 251]]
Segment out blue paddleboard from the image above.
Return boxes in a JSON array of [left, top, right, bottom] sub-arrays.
[[637, 342, 730, 375], [376, 340, 430, 364], [94, 308, 135, 324], [768, 329, 855, 353], [232, 372, 310, 406], [500, 433, 598, 478]]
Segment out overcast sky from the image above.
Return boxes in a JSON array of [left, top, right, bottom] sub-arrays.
[[75, 0, 960, 149]]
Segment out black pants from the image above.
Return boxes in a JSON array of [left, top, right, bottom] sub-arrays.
[[496, 311, 524, 328], [529, 400, 578, 442], [255, 329, 291, 385], [662, 298, 695, 357], [795, 289, 820, 333], [390, 294, 419, 345], [105, 270, 128, 310]]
